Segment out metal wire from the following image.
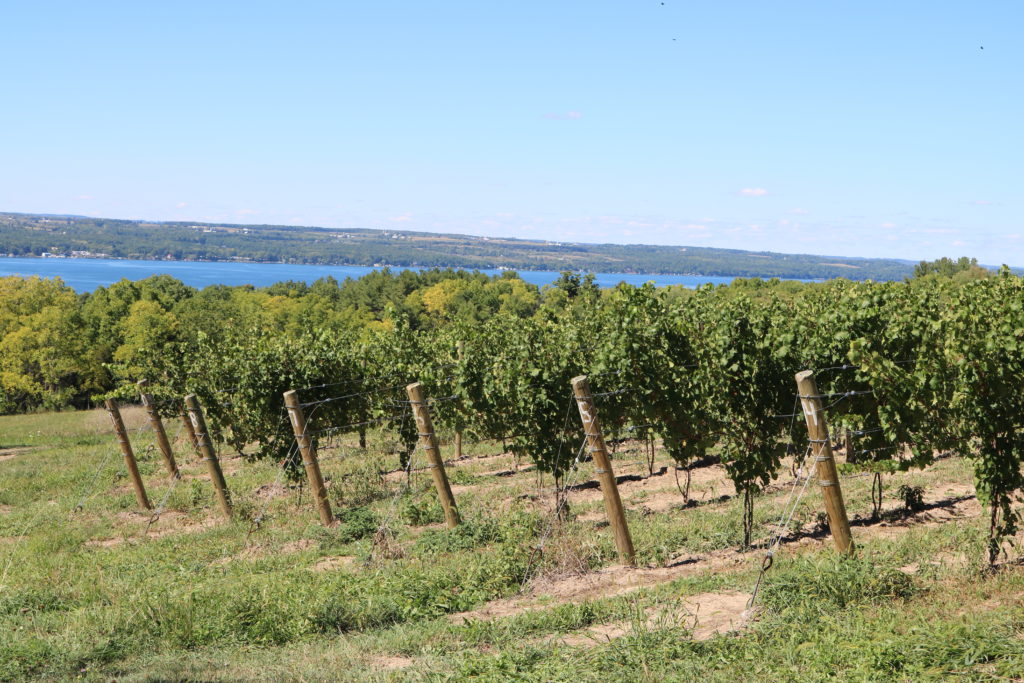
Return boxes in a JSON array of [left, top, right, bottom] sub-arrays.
[[297, 382, 409, 408], [144, 473, 183, 535], [72, 449, 118, 513]]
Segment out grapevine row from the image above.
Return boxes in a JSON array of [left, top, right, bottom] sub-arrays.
[[130, 271, 1024, 561]]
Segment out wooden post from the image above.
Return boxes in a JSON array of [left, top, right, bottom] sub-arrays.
[[406, 382, 461, 528], [571, 375, 635, 565], [283, 390, 334, 526], [137, 380, 179, 479], [185, 394, 232, 518], [104, 399, 152, 510], [796, 370, 854, 554]]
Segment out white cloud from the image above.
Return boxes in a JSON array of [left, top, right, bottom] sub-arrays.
[[176, 202, 188, 208], [790, 207, 809, 215], [389, 213, 413, 222], [236, 208, 258, 216], [739, 188, 768, 196], [76, 194, 94, 200], [880, 222, 897, 229]]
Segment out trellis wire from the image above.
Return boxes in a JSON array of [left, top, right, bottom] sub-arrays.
[[245, 442, 300, 543], [298, 382, 410, 409], [72, 449, 120, 513], [144, 472, 183, 534], [747, 442, 817, 610]]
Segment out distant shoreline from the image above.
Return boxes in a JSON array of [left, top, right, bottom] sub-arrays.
[[0, 211, 921, 281], [0, 253, 711, 278]]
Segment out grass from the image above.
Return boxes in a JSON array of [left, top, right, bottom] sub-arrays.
[[1, 408, 1023, 680]]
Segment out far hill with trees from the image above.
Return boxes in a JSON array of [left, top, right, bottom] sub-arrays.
[[0, 211, 930, 281]]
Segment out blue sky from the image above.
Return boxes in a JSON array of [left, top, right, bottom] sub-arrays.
[[1, 1, 1020, 263]]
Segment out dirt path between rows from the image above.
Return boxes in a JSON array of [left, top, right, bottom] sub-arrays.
[[85, 510, 223, 547], [450, 548, 750, 625], [548, 590, 752, 646], [448, 484, 982, 629], [0, 447, 35, 463]]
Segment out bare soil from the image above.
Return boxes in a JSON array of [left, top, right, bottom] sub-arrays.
[[450, 549, 749, 625], [551, 590, 750, 647], [370, 655, 414, 671], [0, 447, 35, 463], [311, 555, 356, 572], [87, 510, 222, 547]]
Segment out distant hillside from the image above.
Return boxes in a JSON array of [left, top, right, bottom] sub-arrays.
[[0, 212, 918, 280]]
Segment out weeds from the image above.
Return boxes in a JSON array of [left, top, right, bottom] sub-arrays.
[[2, 409, 1023, 681], [898, 484, 926, 512]]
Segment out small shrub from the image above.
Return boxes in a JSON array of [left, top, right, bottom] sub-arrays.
[[186, 480, 207, 508], [400, 494, 443, 526], [416, 519, 503, 554], [533, 522, 606, 581], [371, 525, 405, 561], [333, 459, 390, 506], [447, 467, 477, 486], [335, 506, 380, 543], [898, 485, 926, 512], [230, 496, 258, 524], [311, 506, 379, 549]]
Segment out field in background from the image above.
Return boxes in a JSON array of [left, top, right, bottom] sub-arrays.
[[2, 408, 1023, 681]]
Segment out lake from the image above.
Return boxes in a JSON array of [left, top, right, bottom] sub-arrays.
[[0, 256, 738, 292]]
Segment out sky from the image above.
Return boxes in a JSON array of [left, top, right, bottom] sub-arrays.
[[1, 1, 1020, 264]]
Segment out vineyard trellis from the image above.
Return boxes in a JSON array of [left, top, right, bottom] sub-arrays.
[[55, 272, 1024, 605]]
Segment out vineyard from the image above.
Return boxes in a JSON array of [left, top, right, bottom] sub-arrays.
[[116, 270, 1024, 563], [3, 270, 1024, 679]]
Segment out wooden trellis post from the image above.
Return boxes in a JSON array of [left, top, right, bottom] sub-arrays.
[[185, 394, 233, 519], [406, 382, 461, 528], [136, 380, 179, 479], [104, 399, 152, 510], [283, 390, 334, 526], [571, 375, 635, 565], [795, 370, 854, 554]]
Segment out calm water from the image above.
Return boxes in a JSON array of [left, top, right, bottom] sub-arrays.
[[0, 256, 737, 292]]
